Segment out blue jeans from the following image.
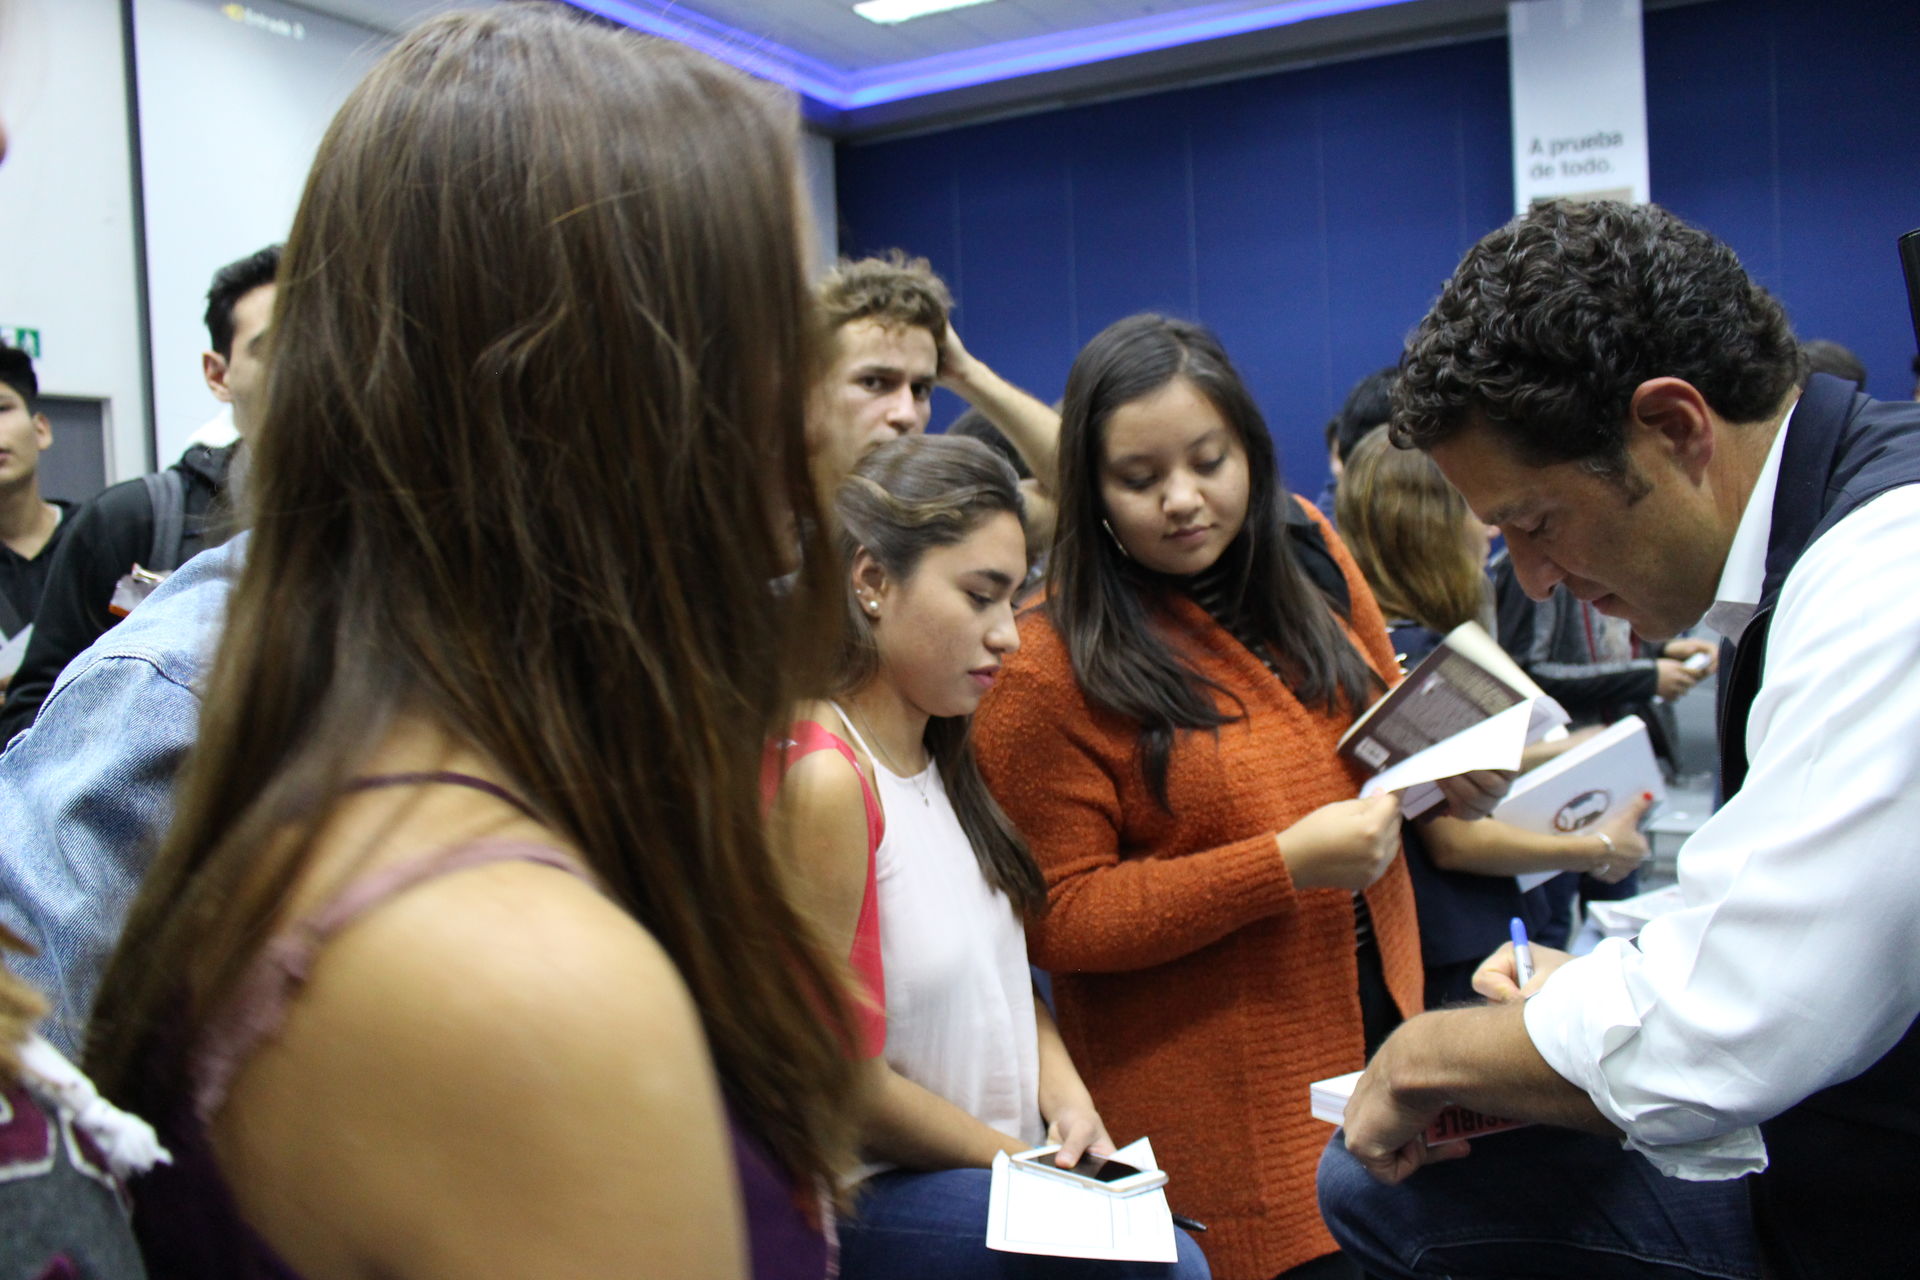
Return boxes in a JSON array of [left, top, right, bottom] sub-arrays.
[[840, 1168, 1213, 1280], [1316, 1127, 1760, 1279]]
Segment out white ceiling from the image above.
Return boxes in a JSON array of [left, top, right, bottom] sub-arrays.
[[294, 0, 1711, 138], [296, 0, 1412, 66], [664, 0, 1292, 75]]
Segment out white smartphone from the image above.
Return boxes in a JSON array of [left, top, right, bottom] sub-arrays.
[[1010, 1144, 1169, 1197]]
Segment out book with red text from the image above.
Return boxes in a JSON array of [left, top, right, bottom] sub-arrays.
[[1310, 1070, 1528, 1146]]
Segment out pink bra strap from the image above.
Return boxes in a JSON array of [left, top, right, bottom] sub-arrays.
[[193, 839, 591, 1122]]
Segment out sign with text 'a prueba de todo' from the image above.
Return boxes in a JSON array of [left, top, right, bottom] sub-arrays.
[[1508, 0, 1651, 213]]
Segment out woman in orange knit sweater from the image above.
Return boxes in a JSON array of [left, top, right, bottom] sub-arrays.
[[975, 315, 1500, 1280]]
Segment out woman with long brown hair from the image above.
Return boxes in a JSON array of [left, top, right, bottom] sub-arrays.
[[84, 9, 859, 1277], [769, 434, 1209, 1278], [1335, 426, 1650, 1007], [1334, 425, 1496, 667]]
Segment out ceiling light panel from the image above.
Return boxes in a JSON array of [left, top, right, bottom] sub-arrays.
[[854, 0, 999, 24]]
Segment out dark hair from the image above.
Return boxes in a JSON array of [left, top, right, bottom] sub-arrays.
[[816, 250, 951, 347], [203, 243, 283, 357], [1799, 339, 1865, 389], [1050, 314, 1380, 805], [834, 435, 1046, 914], [88, 7, 857, 1194], [1394, 201, 1803, 478], [0, 344, 37, 412], [1332, 366, 1398, 464], [944, 406, 1033, 480]]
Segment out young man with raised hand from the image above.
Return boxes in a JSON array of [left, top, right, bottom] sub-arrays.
[[811, 250, 1060, 535]]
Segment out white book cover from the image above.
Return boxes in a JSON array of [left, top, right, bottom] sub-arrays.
[[0, 623, 31, 683], [1494, 717, 1665, 892], [1310, 1070, 1364, 1127], [985, 1137, 1176, 1263]]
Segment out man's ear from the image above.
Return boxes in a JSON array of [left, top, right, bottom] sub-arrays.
[[203, 350, 234, 404], [1628, 378, 1714, 481], [31, 413, 51, 452]]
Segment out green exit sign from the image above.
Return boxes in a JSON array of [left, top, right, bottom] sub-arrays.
[[0, 326, 41, 358]]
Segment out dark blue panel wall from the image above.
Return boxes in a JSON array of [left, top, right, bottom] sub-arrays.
[[837, 0, 1920, 493]]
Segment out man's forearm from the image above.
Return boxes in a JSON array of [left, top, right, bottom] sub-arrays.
[[1343, 999, 1617, 1182], [1380, 1002, 1614, 1134], [944, 358, 1060, 493]]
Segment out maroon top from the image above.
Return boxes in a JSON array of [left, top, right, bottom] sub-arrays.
[[133, 790, 829, 1279]]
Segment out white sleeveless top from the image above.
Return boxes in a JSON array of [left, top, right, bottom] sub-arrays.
[[830, 705, 1044, 1164]]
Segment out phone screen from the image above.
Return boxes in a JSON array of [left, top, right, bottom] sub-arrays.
[[1050, 1152, 1145, 1182]]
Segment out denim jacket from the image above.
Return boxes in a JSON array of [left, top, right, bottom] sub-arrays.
[[0, 534, 244, 1057]]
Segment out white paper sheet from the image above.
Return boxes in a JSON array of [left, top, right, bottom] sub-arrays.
[[984, 1137, 1177, 1263], [0, 623, 31, 683], [1360, 698, 1565, 816]]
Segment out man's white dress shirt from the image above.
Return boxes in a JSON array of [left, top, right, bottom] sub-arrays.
[[1524, 410, 1920, 1179]]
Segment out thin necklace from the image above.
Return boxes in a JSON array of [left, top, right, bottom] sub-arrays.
[[845, 703, 933, 807]]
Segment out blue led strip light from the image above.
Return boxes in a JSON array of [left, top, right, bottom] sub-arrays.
[[569, 0, 1419, 109]]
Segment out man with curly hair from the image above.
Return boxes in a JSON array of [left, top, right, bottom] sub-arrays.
[[1320, 201, 1920, 1280], [810, 251, 1059, 524]]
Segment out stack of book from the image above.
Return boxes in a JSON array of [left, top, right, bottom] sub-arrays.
[[1309, 1069, 1525, 1144]]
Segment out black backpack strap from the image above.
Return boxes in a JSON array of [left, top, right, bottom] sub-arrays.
[[141, 468, 187, 573]]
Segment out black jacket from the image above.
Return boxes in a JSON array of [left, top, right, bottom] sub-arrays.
[[0, 443, 237, 742], [0, 499, 77, 639]]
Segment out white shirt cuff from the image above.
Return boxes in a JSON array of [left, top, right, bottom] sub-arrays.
[[1524, 940, 1770, 1182]]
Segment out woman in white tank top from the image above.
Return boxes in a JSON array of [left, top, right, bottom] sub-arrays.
[[771, 435, 1210, 1279]]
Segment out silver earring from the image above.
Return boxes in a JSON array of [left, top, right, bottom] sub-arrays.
[[1102, 519, 1133, 560]]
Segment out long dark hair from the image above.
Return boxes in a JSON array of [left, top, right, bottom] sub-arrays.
[[1049, 314, 1380, 804], [833, 436, 1047, 915], [86, 7, 858, 1192]]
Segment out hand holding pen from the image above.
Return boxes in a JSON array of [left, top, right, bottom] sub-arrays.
[[1472, 924, 1573, 1003]]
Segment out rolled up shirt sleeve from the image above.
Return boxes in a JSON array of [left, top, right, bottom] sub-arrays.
[[1523, 487, 1920, 1180]]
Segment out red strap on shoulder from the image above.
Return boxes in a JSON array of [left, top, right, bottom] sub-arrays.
[[763, 723, 887, 1058]]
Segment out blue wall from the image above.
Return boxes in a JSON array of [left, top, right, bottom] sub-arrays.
[[837, 0, 1920, 493]]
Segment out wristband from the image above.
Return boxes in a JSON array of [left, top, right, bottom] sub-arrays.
[[1594, 830, 1616, 877]]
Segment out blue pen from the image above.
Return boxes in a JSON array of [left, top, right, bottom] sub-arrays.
[[1509, 916, 1535, 989]]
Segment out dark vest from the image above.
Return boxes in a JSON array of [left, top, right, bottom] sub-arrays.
[[1715, 375, 1920, 1279]]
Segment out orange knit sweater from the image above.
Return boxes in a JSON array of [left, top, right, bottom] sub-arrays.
[[974, 511, 1422, 1280]]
